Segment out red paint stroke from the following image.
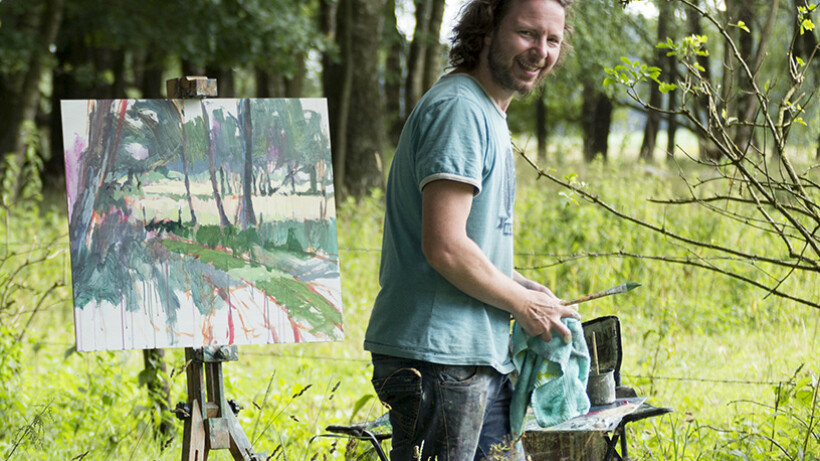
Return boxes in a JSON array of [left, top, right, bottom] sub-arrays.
[[289, 317, 302, 343], [226, 291, 235, 344]]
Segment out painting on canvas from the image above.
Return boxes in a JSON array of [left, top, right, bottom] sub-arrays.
[[61, 98, 343, 351]]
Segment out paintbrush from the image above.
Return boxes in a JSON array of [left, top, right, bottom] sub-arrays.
[[561, 282, 641, 306]]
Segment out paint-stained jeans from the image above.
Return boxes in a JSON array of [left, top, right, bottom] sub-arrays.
[[371, 354, 525, 461]]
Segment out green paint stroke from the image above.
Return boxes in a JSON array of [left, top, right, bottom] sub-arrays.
[[256, 277, 342, 336], [162, 238, 341, 336], [162, 240, 246, 271]]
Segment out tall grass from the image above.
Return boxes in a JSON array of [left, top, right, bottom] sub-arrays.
[[0, 153, 817, 460]]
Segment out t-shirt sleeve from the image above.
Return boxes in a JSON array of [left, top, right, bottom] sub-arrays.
[[415, 97, 486, 194]]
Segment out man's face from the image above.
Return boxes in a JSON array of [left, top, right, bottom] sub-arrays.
[[486, 0, 565, 96]]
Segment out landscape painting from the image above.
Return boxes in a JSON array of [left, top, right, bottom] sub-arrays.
[[61, 98, 343, 352]]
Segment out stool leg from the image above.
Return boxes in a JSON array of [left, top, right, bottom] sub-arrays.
[[619, 425, 629, 460], [360, 429, 388, 461]]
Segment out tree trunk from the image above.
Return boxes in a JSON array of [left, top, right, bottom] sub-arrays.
[[790, 0, 820, 159], [592, 95, 613, 162], [664, 2, 679, 162], [142, 348, 173, 444], [0, 0, 64, 184], [665, 61, 679, 162], [323, 0, 353, 198], [581, 81, 612, 163], [421, 0, 447, 90], [639, 0, 670, 162], [384, 0, 406, 145], [740, 0, 780, 156], [206, 66, 234, 97], [405, 0, 433, 115], [344, 0, 387, 198], [140, 48, 165, 99], [284, 53, 307, 98], [685, 0, 719, 161]]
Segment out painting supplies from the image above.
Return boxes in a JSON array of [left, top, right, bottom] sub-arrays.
[[586, 331, 616, 406], [561, 282, 641, 306]]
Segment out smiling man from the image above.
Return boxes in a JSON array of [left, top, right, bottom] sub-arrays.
[[364, 0, 577, 459]]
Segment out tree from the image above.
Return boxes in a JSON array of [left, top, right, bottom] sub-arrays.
[[405, 0, 447, 114], [325, 0, 387, 199], [383, 0, 408, 144], [638, 0, 672, 161], [544, 0, 820, 309], [0, 0, 64, 192]]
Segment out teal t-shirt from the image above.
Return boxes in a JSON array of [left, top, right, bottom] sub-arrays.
[[364, 74, 516, 374]]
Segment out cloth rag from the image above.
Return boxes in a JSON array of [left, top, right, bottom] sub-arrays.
[[510, 317, 591, 438]]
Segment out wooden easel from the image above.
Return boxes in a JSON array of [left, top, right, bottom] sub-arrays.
[[167, 76, 265, 461]]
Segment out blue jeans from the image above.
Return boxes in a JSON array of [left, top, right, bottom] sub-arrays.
[[371, 354, 525, 461]]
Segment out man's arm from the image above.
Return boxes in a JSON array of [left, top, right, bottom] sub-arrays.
[[421, 179, 578, 342]]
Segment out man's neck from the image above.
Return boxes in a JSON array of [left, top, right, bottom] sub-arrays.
[[465, 64, 514, 112]]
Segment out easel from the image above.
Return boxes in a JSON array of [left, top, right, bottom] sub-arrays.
[[167, 76, 265, 461]]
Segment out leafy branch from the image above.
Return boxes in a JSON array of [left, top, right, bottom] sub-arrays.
[[516, 145, 820, 310], [574, 0, 820, 310]]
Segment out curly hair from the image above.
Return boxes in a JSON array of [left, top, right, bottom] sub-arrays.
[[448, 0, 574, 71]]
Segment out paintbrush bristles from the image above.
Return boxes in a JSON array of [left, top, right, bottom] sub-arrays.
[[561, 282, 642, 306]]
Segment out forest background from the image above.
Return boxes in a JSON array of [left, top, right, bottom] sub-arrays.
[[1, 0, 819, 459]]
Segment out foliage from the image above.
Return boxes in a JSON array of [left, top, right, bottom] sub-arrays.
[[0, 157, 817, 459], [568, 0, 820, 310]]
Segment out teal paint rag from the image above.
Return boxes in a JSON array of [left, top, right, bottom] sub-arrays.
[[510, 317, 591, 438]]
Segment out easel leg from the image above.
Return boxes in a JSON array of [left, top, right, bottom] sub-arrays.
[[179, 346, 265, 461], [182, 399, 207, 461]]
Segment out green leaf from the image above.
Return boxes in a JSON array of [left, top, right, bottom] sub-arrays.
[[801, 18, 815, 34], [735, 20, 750, 33], [137, 368, 156, 387], [349, 394, 375, 423], [63, 346, 77, 360], [659, 82, 678, 93]]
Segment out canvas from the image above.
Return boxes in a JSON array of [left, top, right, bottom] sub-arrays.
[[61, 98, 343, 351]]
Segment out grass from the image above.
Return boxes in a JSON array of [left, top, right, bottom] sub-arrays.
[[0, 147, 818, 460]]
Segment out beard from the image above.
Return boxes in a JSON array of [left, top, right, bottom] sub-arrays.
[[487, 37, 549, 96]]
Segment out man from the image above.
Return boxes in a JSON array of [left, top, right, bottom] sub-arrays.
[[364, 0, 578, 458]]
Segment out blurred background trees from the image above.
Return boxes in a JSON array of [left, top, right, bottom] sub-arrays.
[[2, 0, 818, 200], [0, 0, 818, 456]]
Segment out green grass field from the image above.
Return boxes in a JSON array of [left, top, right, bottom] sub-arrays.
[[0, 147, 818, 460]]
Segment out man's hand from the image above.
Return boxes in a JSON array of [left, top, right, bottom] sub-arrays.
[[513, 272, 579, 343]]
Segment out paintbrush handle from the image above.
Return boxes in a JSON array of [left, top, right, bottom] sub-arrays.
[[561, 282, 641, 306]]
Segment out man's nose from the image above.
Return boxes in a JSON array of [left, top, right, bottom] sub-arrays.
[[532, 36, 548, 59]]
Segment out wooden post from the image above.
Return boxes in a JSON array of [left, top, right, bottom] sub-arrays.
[[168, 76, 265, 461]]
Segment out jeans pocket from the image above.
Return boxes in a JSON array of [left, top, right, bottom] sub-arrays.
[[438, 364, 480, 386], [371, 367, 422, 441]]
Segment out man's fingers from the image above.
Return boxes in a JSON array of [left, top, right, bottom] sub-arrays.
[[561, 306, 581, 320], [553, 321, 572, 343]]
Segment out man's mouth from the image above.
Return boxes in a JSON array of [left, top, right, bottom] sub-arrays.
[[518, 59, 543, 75]]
